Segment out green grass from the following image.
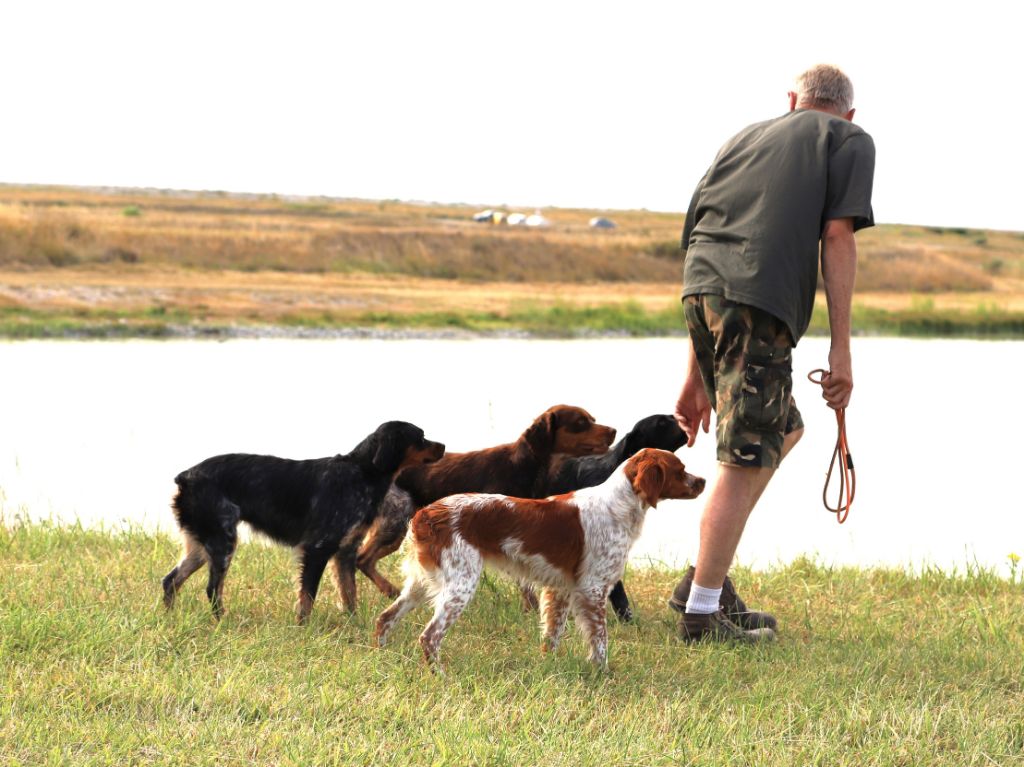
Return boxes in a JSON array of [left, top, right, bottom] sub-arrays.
[[4, 299, 1024, 339], [355, 300, 688, 336], [0, 306, 181, 339], [1, 522, 1022, 765], [817, 304, 1024, 339]]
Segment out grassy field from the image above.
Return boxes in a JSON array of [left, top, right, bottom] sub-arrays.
[[1, 522, 1022, 766], [1, 185, 1023, 338]]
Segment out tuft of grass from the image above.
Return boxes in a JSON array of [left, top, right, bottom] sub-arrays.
[[0, 524, 1022, 765]]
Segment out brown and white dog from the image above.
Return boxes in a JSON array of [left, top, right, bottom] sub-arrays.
[[356, 405, 616, 600], [374, 448, 704, 670]]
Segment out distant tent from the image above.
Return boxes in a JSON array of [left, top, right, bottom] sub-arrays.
[[589, 216, 616, 229], [506, 212, 528, 226], [525, 211, 550, 227], [472, 209, 508, 225]]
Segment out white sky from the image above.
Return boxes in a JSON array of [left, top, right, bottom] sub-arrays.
[[2, 1, 1022, 231]]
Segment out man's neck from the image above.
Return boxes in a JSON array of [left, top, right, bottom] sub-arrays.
[[795, 101, 854, 122]]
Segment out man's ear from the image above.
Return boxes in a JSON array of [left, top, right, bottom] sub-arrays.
[[788, 91, 799, 112], [844, 107, 856, 122]]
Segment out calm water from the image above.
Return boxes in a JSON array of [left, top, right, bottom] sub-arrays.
[[1, 336, 1021, 576]]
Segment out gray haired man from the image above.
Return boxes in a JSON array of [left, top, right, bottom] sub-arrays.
[[671, 64, 876, 642]]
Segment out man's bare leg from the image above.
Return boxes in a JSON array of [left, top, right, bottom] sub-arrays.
[[677, 429, 803, 641], [692, 428, 803, 590]]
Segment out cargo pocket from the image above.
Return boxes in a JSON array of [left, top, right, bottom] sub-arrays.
[[736, 351, 792, 434]]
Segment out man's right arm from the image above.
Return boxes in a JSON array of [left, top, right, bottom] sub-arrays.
[[677, 172, 712, 444], [674, 341, 711, 447], [681, 172, 708, 252]]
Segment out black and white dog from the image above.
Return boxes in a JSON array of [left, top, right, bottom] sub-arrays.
[[162, 421, 444, 622]]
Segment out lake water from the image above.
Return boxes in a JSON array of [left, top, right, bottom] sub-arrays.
[[1, 336, 1021, 577]]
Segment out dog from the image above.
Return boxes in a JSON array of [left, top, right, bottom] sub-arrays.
[[354, 404, 616, 600], [161, 421, 444, 623], [374, 448, 705, 670], [536, 413, 688, 622]]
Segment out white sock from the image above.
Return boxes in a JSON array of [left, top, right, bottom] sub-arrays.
[[685, 584, 722, 615]]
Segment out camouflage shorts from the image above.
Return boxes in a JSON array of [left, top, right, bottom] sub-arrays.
[[684, 294, 803, 469]]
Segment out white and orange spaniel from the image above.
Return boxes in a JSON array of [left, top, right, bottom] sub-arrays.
[[374, 448, 705, 669]]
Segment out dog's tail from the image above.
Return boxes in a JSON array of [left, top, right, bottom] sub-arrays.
[[170, 470, 199, 526], [399, 529, 444, 605]]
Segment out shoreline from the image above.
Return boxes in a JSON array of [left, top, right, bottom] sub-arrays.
[[0, 322, 683, 342], [0, 319, 1020, 341]]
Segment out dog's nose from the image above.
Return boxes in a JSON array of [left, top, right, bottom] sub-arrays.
[[692, 477, 706, 493]]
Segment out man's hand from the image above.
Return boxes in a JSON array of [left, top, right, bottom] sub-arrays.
[[821, 346, 853, 409], [674, 374, 711, 447]]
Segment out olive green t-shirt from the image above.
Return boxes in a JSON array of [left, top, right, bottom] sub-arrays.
[[681, 109, 875, 344]]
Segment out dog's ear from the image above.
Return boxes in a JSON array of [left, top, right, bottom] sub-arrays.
[[637, 462, 665, 508], [663, 414, 688, 446], [524, 408, 558, 454], [634, 455, 666, 508], [620, 427, 643, 460], [372, 433, 403, 473]]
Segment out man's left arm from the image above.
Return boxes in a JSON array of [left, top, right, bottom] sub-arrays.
[[820, 217, 857, 409], [819, 131, 875, 410]]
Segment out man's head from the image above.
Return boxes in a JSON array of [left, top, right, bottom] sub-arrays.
[[788, 64, 855, 121]]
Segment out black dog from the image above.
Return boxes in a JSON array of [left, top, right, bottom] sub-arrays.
[[535, 414, 688, 622], [162, 421, 444, 623]]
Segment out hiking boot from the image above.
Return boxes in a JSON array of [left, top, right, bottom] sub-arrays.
[[668, 566, 778, 631], [677, 609, 776, 644]]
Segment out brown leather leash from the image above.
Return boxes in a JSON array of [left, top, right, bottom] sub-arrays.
[[807, 369, 856, 524]]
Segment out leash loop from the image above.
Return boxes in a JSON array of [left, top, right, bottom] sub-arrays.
[[807, 368, 856, 524]]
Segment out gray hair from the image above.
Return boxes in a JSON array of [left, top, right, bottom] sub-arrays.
[[795, 64, 854, 114]]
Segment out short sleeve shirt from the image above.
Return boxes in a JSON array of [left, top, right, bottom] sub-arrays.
[[681, 109, 875, 343]]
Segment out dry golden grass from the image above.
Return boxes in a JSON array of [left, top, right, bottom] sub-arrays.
[[1, 184, 1022, 329], [0, 186, 682, 282], [0, 266, 679, 323], [854, 225, 1024, 293]]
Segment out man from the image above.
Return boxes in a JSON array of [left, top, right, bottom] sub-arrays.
[[670, 64, 875, 642]]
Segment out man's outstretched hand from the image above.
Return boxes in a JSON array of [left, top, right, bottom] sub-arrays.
[[674, 376, 711, 448]]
